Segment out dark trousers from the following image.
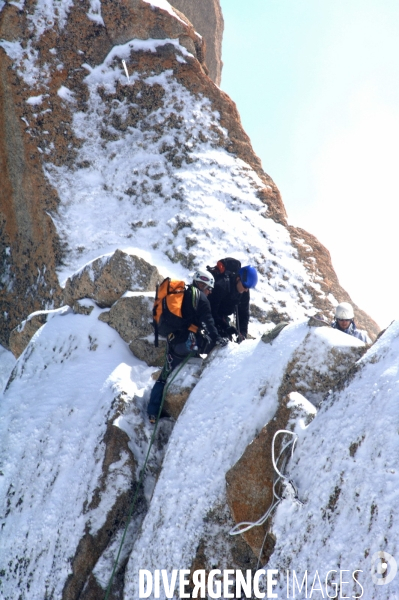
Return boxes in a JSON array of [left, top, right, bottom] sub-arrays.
[[147, 334, 196, 418]]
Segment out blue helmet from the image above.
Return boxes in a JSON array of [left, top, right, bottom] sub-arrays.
[[238, 265, 258, 289]]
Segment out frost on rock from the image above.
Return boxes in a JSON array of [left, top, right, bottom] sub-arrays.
[[142, 0, 186, 24], [86, 0, 104, 26], [278, 325, 367, 407], [26, 0, 75, 37], [42, 39, 319, 326], [267, 321, 399, 599], [124, 322, 311, 598], [0, 39, 49, 87], [0, 305, 158, 598]]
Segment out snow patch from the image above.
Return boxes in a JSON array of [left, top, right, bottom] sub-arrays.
[[86, 0, 104, 26], [142, 0, 186, 24], [57, 85, 76, 103]]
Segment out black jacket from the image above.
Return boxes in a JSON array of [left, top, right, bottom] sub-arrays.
[[180, 284, 219, 342], [208, 273, 250, 335]]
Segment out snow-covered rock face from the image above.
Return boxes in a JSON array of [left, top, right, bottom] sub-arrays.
[[122, 323, 368, 597], [0, 0, 378, 343], [0, 298, 386, 599], [0, 303, 166, 599], [47, 39, 317, 327], [267, 321, 399, 599], [0, 0, 205, 342], [0, 2, 387, 599]]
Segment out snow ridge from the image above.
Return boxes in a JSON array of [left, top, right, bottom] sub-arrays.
[[268, 322, 399, 598], [0, 304, 154, 598], [124, 323, 310, 597]]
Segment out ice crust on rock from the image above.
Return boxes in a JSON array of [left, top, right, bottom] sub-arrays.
[[43, 39, 318, 326]]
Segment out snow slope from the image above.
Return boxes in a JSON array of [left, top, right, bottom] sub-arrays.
[[0, 303, 156, 598], [39, 35, 323, 323], [0, 303, 370, 599], [124, 322, 310, 597], [268, 321, 399, 599]]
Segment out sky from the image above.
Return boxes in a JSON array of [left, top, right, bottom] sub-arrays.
[[219, 0, 399, 330]]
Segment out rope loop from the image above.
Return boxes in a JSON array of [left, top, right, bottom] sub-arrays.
[[229, 429, 302, 537]]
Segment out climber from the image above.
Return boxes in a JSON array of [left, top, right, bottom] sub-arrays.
[[209, 265, 258, 342], [147, 270, 229, 424], [331, 302, 371, 343]]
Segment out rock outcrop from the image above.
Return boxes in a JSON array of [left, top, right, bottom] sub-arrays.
[[163, 357, 203, 418], [9, 305, 73, 358], [171, 0, 224, 85], [225, 321, 366, 565], [98, 292, 165, 367], [63, 249, 161, 308], [7, 250, 162, 359], [226, 392, 316, 564], [9, 311, 48, 358], [0, 0, 379, 349]]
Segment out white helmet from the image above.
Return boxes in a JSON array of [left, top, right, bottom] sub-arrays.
[[193, 269, 214, 289], [335, 302, 354, 320]]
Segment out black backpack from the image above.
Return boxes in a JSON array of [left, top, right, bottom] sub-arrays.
[[206, 257, 241, 282], [206, 258, 243, 339]]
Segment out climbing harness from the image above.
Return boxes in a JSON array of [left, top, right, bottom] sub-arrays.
[[229, 430, 302, 567], [104, 352, 194, 600]]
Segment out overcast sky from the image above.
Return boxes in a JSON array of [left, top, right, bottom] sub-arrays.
[[219, 0, 399, 330]]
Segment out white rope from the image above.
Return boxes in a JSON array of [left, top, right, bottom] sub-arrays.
[[229, 429, 302, 537], [122, 59, 130, 82], [271, 429, 297, 478]]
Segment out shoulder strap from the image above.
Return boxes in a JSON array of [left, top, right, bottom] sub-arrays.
[[190, 285, 200, 310]]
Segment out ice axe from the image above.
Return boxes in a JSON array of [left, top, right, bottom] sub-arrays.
[[235, 306, 243, 344]]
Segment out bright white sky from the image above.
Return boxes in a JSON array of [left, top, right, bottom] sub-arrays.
[[220, 0, 399, 330]]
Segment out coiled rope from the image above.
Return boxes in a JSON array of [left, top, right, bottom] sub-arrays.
[[104, 351, 194, 600], [229, 429, 302, 568]]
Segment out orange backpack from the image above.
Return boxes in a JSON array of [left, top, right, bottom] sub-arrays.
[[152, 278, 199, 347]]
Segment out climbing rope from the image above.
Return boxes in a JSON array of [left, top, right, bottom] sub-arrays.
[[229, 429, 302, 537], [104, 351, 194, 600]]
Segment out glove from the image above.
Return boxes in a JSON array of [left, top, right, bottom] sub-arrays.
[[197, 333, 213, 354], [216, 336, 229, 347], [223, 325, 238, 339]]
